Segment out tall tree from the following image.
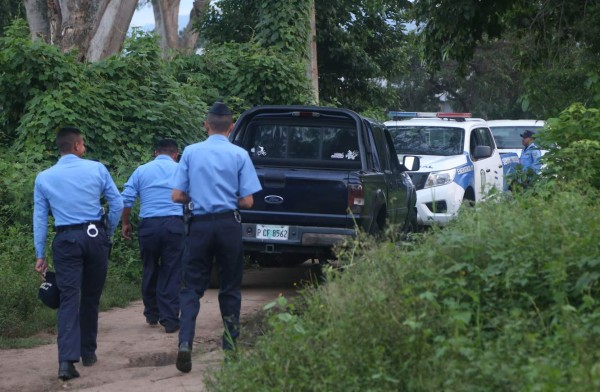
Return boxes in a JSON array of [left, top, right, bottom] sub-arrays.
[[151, 0, 210, 56], [412, 0, 600, 72], [200, 0, 413, 112], [24, 0, 138, 61], [180, 0, 208, 51], [315, 0, 411, 112], [152, 0, 179, 53], [412, 0, 600, 117]]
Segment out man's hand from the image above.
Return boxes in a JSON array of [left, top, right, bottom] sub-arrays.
[[121, 207, 133, 240], [35, 258, 48, 276], [172, 189, 191, 204], [238, 194, 254, 209], [122, 222, 132, 240]]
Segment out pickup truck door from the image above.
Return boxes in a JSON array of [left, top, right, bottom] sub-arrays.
[[469, 127, 501, 200], [367, 122, 407, 225]]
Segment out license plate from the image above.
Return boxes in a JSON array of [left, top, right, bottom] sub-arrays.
[[256, 225, 289, 240]]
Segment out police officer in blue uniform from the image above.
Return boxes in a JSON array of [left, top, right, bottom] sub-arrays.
[[121, 139, 184, 333], [519, 129, 542, 174], [171, 102, 261, 373], [33, 127, 123, 381]]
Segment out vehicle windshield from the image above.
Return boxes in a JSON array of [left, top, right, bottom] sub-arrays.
[[387, 126, 464, 156], [489, 126, 543, 149]]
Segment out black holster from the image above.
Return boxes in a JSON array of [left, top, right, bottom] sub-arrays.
[[183, 202, 193, 236]]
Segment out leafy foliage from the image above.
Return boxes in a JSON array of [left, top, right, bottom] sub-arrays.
[[408, 0, 599, 119], [413, 0, 599, 71], [539, 103, 600, 189], [255, 0, 312, 59], [200, 0, 413, 113], [170, 42, 314, 110], [391, 34, 530, 118], [0, 24, 207, 168], [209, 182, 600, 391], [315, 0, 412, 112], [188, 0, 317, 108], [0, 0, 24, 36]]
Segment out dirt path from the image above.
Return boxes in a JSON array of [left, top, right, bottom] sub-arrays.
[[0, 266, 315, 392]]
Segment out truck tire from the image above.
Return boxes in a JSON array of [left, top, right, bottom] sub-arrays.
[[461, 188, 476, 209], [369, 208, 386, 237], [403, 206, 418, 236]]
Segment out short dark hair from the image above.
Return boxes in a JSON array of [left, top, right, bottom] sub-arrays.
[[55, 127, 82, 153], [156, 138, 178, 154], [206, 112, 233, 133]]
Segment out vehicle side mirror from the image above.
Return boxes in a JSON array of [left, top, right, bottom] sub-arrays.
[[473, 145, 492, 159], [402, 155, 420, 171]]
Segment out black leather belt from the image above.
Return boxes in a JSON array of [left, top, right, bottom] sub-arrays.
[[56, 221, 103, 233], [190, 211, 235, 222], [142, 215, 183, 221]]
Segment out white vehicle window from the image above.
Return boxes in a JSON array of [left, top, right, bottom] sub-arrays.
[[489, 126, 541, 149], [477, 128, 495, 150]]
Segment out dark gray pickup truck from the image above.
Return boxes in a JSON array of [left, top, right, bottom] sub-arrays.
[[230, 105, 419, 266]]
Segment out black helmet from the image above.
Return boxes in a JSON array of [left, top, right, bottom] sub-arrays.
[[38, 271, 60, 309]]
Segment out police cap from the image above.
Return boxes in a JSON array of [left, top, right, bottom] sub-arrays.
[[208, 101, 232, 116], [519, 130, 535, 139], [38, 271, 60, 309]]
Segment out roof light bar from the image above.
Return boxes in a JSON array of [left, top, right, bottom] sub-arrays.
[[436, 112, 472, 118], [388, 111, 437, 118]]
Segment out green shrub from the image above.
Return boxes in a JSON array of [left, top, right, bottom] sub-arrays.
[[539, 103, 600, 189], [208, 182, 600, 391]]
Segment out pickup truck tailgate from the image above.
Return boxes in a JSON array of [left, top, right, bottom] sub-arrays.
[[242, 167, 353, 228]]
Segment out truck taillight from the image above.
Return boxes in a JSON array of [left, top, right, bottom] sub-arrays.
[[348, 184, 364, 214]]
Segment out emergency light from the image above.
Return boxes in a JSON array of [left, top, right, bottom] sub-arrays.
[[388, 111, 472, 120]]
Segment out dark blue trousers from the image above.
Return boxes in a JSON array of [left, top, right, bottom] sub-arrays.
[[138, 216, 184, 329], [179, 214, 243, 350], [52, 227, 110, 363]]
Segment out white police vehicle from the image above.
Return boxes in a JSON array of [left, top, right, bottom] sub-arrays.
[[487, 119, 546, 157], [385, 112, 519, 226]]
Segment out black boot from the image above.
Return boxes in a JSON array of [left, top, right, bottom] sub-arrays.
[[82, 353, 97, 367], [176, 342, 192, 373], [58, 361, 80, 381]]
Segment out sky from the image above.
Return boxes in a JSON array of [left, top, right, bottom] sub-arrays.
[[130, 0, 195, 28]]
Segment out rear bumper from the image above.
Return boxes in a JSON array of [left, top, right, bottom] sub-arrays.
[[242, 223, 355, 255]]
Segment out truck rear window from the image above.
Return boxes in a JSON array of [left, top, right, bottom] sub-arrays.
[[243, 122, 361, 168]]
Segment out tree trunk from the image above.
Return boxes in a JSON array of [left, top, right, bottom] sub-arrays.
[[87, 0, 138, 61], [152, 0, 180, 57], [179, 0, 209, 53], [23, 0, 50, 41], [60, 0, 110, 60], [23, 0, 138, 62]]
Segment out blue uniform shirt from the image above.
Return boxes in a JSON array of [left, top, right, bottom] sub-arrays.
[[171, 134, 262, 215], [33, 154, 124, 258], [520, 142, 542, 173], [122, 154, 183, 218]]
